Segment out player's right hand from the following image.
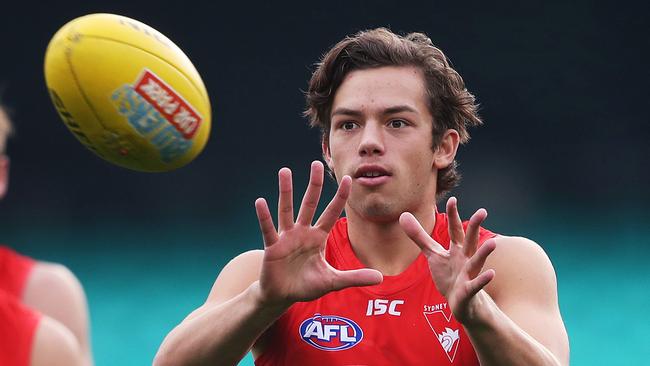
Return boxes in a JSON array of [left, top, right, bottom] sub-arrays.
[[254, 161, 383, 309]]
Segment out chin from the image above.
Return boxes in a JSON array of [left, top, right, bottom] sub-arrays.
[[353, 198, 401, 223]]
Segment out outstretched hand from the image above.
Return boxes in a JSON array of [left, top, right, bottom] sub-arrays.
[[255, 161, 383, 309], [399, 197, 496, 324]]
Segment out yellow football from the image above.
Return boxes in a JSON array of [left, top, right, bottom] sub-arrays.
[[44, 13, 211, 172]]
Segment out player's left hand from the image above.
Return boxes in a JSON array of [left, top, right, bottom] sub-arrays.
[[399, 197, 497, 325]]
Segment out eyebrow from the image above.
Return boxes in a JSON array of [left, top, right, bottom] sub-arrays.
[[331, 105, 418, 117], [331, 107, 363, 118]]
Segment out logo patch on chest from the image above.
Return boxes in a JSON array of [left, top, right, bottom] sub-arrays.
[[299, 313, 363, 351], [423, 303, 461, 362]]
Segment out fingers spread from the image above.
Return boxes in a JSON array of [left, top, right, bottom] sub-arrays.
[[399, 212, 446, 256], [277, 168, 294, 233], [446, 197, 465, 245], [315, 175, 351, 232], [255, 198, 279, 248], [331, 268, 383, 291], [465, 269, 495, 298], [297, 161, 324, 226], [465, 238, 496, 279], [464, 208, 488, 257]]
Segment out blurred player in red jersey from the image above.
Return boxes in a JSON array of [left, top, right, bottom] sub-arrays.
[[0, 104, 92, 366], [155, 28, 569, 365]]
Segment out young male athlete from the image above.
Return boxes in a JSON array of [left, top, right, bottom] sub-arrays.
[[0, 104, 92, 366], [155, 28, 569, 365]]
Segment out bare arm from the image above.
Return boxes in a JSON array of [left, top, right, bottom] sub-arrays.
[[31, 315, 84, 366], [154, 162, 382, 366], [154, 250, 284, 366], [400, 198, 569, 366], [464, 236, 569, 365], [23, 262, 92, 366]]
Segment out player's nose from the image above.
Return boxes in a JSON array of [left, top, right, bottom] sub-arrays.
[[357, 121, 384, 157]]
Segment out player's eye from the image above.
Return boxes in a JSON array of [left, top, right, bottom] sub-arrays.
[[341, 121, 359, 130], [388, 119, 408, 128]]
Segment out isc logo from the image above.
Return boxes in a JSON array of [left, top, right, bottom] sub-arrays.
[[299, 314, 363, 351], [366, 299, 404, 316]]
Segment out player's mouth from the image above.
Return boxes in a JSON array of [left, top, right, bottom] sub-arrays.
[[354, 165, 392, 187]]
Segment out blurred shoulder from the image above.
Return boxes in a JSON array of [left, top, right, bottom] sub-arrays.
[[22, 260, 91, 361], [26, 261, 86, 301]]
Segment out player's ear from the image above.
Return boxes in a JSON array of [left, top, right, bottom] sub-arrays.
[[322, 136, 334, 171], [0, 155, 9, 199], [433, 129, 460, 170]]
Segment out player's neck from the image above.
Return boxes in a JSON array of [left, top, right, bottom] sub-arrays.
[[346, 207, 436, 276]]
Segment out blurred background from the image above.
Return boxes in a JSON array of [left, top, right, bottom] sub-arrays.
[[1, 0, 648, 365]]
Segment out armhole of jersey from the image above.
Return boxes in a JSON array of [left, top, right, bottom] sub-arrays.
[[253, 326, 279, 365], [0, 292, 42, 366], [0, 246, 37, 299], [253, 307, 291, 365], [478, 227, 498, 245]]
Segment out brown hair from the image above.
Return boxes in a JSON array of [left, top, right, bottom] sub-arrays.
[[305, 28, 482, 199]]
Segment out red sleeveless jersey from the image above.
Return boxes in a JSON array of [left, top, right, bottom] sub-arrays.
[[0, 246, 41, 366], [0, 246, 36, 297], [255, 213, 496, 366]]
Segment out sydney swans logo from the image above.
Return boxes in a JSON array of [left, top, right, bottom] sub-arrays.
[[423, 303, 461, 362], [437, 327, 460, 354]]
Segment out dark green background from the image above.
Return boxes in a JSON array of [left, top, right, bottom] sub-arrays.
[[1, 0, 648, 365]]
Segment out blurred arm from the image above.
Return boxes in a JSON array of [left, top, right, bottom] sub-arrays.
[[31, 315, 84, 366], [23, 262, 93, 366]]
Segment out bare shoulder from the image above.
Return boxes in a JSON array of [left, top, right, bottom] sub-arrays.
[[484, 235, 559, 304], [24, 261, 92, 365], [31, 315, 83, 366], [483, 237, 570, 363], [487, 235, 554, 268], [25, 262, 86, 300], [206, 249, 265, 304], [23, 262, 88, 322], [182, 249, 264, 322]]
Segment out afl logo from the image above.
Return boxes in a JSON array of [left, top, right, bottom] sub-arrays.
[[299, 314, 363, 351]]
